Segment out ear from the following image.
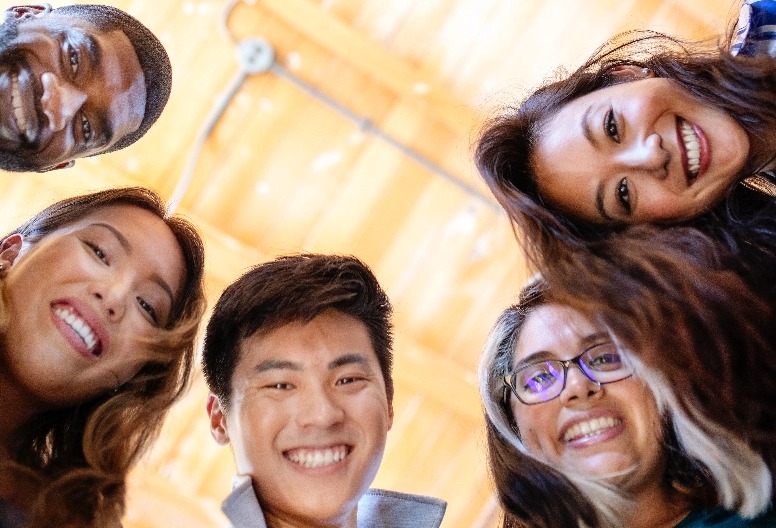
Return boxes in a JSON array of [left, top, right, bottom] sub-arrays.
[[387, 402, 394, 430], [609, 64, 654, 82], [6, 4, 52, 21], [0, 234, 24, 268], [206, 393, 231, 446], [37, 160, 75, 172]]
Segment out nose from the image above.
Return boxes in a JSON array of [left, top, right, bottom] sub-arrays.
[[558, 364, 601, 405], [40, 72, 87, 132], [618, 133, 668, 178], [90, 281, 129, 322], [297, 385, 346, 428]]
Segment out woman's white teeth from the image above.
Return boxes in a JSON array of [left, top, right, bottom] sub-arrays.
[[10, 74, 33, 143], [54, 306, 98, 354], [287, 446, 348, 468], [680, 120, 700, 177], [563, 417, 621, 442]]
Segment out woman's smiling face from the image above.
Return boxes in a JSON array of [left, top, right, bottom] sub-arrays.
[[0, 204, 185, 407], [509, 303, 665, 489], [533, 76, 749, 224]]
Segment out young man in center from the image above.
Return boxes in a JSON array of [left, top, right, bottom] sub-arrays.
[[203, 253, 447, 528]]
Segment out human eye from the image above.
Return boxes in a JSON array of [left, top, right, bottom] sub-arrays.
[[519, 363, 561, 394], [336, 375, 366, 386], [136, 296, 158, 325], [585, 344, 623, 372], [265, 382, 294, 390], [616, 177, 632, 214], [84, 240, 108, 264], [604, 107, 620, 142], [64, 41, 79, 75]]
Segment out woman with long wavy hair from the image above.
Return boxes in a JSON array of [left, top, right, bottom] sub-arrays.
[[475, 2, 776, 289], [0, 187, 206, 528], [480, 247, 776, 527]]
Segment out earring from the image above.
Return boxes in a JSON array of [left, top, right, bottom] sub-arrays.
[[0, 261, 7, 278]]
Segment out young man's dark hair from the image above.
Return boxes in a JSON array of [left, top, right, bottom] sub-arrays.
[[202, 253, 394, 410]]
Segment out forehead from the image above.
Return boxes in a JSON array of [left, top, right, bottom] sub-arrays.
[[513, 304, 599, 363], [236, 310, 379, 371]]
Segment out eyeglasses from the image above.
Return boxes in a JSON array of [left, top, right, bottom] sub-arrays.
[[503, 342, 633, 405]]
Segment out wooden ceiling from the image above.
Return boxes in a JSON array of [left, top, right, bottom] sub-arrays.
[[0, 0, 735, 526]]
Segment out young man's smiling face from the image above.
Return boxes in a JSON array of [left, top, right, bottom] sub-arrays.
[[0, 7, 146, 171], [208, 309, 394, 528]]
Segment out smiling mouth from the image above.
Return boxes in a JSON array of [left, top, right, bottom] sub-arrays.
[[678, 118, 701, 183], [563, 417, 622, 443], [285, 445, 351, 469], [10, 73, 35, 145], [54, 304, 102, 356]]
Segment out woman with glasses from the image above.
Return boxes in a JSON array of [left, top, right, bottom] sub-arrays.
[[480, 268, 776, 527]]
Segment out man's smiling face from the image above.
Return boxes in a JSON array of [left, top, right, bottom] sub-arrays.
[[0, 7, 145, 171], [208, 309, 394, 527]]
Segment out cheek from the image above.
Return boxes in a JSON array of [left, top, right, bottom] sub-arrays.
[[512, 405, 553, 457]]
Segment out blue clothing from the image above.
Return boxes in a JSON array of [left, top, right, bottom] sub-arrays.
[[222, 475, 447, 528], [731, 1, 776, 193], [675, 507, 776, 527], [731, 0, 776, 57]]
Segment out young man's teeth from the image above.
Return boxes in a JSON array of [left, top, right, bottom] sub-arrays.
[[54, 306, 98, 353], [10, 74, 33, 143], [287, 446, 348, 468], [680, 120, 700, 177], [563, 417, 622, 442]]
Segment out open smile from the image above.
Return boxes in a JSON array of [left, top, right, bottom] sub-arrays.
[[11, 74, 34, 143], [562, 416, 623, 443], [677, 117, 709, 185], [1, 64, 42, 147], [284, 445, 351, 469], [52, 303, 103, 357]]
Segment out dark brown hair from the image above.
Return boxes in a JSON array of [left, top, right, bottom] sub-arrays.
[[475, 30, 776, 277], [481, 245, 776, 526], [202, 253, 394, 409]]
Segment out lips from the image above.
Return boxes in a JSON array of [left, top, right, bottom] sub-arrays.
[[285, 445, 351, 469], [51, 301, 105, 358]]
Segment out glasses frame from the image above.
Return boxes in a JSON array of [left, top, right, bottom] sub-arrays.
[[503, 342, 633, 406]]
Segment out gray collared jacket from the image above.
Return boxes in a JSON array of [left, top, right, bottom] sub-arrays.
[[222, 476, 447, 528]]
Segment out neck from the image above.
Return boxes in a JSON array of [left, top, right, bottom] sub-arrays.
[[265, 508, 358, 528], [626, 483, 691, 528]]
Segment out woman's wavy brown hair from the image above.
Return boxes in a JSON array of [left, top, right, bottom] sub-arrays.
[[480, 234, 776, 526], [0, 187, 206, 527], [474, 29, 776, 282]]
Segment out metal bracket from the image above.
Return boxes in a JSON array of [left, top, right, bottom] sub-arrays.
[[238, 37, 275, 74]]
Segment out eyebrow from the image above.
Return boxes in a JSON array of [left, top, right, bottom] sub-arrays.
[[80, 31, 101, 67], [91, 222, 176, 308], [513, 332, 611, 369], [328, 353, 370, 370], [95, 114, 113, 150], [253, 353, 371, 374], [581, 105, 599, 148]]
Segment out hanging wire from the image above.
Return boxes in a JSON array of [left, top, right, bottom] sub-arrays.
[[167, 0, 500, 214]]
